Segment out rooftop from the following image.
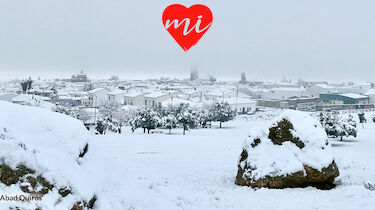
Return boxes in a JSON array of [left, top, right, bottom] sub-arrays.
[[108, 89, 126, 95], [144, 91, 178, 98], [161, 98, 196, 106], [314, 84, 334, 89], [124, 91, 146, 97], [270, 87, 305, 92], [338, 93, 368, 99], [88, 88, 106, 94]]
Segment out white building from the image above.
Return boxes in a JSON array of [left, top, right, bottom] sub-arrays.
[[108, 89, 126, 104], [179, 89, 202, 100], [262, 87, 306, 100], [144, 91, 179, 108], [365, 89, 375, 104], [336, 84, 371, 95], [305, 84, 336, 97], [124, 91, 148, 109], [161, 97, 196, 107], [88, 88, 109, 107], [204, 89, 250, 100], [224, 97, 256, 114]]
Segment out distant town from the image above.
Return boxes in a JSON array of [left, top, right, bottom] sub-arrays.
[[1, 70, 374, 127]]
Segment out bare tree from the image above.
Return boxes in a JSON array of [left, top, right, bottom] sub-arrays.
[[112, 107, 137, 133], [72, 109, 91, 124]]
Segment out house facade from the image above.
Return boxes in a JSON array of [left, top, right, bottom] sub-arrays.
[[261, 87, 306, 100], [124, 92, 148, 108], [224, 97, 256, 114], [88, 88, 109, 107], [305, 84, 336, 97], [144, 91, 179, 108], [108, 90, 126, 104]]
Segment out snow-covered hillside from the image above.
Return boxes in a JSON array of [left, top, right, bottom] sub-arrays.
[[1, 101, 375, 209], [0, 101, 93, 209]]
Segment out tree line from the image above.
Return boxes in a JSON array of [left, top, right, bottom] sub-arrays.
[[57, 101, 236, 135], [109, 102, 236, 135]]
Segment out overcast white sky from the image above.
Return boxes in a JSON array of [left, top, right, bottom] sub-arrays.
[[0, 0, 374, 81]]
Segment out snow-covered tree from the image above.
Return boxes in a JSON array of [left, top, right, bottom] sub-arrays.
[[209, 102, 236, 128], [194, 105, 213, 128], [131, 109, 160, 134], [358, 113, 366, 128], [178, 104, 197, 135], [340, 114, 357, 140], [162, 104, 178, 118], [128, 102, 236, 135], [95, 120, 106, 135], [130, 112, 143, 133], [161, 114, 178, 134], [102, 119, 118, 133], [112, 106, 138, 133], [21, 77, 33, 93], [97, 101, 122, 133], [54, 105, 71, 115], [320, 112, 357, 141], [358, 113, 366, 123], [71, 108, 91, 124], [320, 112, 343, 139], [99, 100, 121, 121], [55, 106, 91, 127]]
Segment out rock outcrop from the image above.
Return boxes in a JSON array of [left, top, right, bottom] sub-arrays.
[[236, 110, 339, 189]]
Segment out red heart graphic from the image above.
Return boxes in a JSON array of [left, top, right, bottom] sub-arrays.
[[162, 4, 213, 52]]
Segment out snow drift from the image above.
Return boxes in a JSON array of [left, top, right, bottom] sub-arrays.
[[236, 110, 339, 189], [0, 101, 94, 209]]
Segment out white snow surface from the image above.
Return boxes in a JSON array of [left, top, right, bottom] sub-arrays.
[[1, 104, 375, 209]]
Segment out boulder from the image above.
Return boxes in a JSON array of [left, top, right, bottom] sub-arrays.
[[0, 101, 93, 209], [235, 110, 339, 189]]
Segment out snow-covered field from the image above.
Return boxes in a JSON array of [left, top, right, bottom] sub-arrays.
[[1, 102, 375, 209], [84, 118, 375, 209]]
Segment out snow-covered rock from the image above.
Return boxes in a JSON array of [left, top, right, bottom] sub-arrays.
[[236, 110, 339, 189], [0, 101, 94, 209]]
